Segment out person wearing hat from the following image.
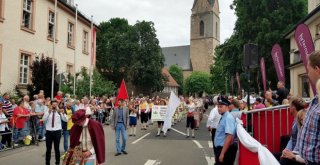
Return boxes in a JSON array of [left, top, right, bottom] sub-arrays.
[[214, 96, 237, 165], [43, 100, 68, 165], [111, 99, 129, 156], [66, 109, 105, 165]]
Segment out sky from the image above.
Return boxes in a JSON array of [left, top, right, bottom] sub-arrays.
[[75, 0, 236, 47]]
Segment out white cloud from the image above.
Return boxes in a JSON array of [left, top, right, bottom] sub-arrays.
[[75, 0, 236, 47]]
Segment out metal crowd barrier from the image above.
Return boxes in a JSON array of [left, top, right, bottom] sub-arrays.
[[241, 102, 310, 153]]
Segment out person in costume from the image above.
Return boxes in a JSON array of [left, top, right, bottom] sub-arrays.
[[186, 98, 195, 138], [139, 98, 148, 130], [156, 99, 167, 137], [128, 100, 138, 137], [67, 109, 105, 165]]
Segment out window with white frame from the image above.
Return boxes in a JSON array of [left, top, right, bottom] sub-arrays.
[[48, 11, 55, 39], [22, 0, 33, 29], [19, 53, 30, 84], [300, 74, 310, 98], [316, 24, 320, 36], [83, 31, 88, 53], [66, 64, 73, 75], [67, 22, 74, 47], [0, 0, 4, 21]]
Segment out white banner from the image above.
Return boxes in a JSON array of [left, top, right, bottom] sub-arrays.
[[162, 91, 181, 133], [151, 105, 168, 121]]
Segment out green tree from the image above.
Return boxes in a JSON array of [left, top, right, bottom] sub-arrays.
[[61, 68, 115, 98], [211, 0, 307, 94], [185, 71, 211, 96], [26, 56, 59, 98], [168, 65, 184, 94], [96, 18, 136, 86], [131, 21, 166, 94], [96, 18, 165, 94]]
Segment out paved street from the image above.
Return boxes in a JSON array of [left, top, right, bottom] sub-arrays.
[[0, 110, 215, 165]]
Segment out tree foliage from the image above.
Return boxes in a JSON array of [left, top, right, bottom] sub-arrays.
[[211, 0, 307, 94], [27, 56, 58, 98], [185, 71, 211, 96], [61, 68, 115, 98], [168, 65, 184, 94], [96, 18, 165, 94]]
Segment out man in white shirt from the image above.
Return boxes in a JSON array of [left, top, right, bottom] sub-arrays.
[[206, 96, 221, 151], [43, 100, 68, 165]]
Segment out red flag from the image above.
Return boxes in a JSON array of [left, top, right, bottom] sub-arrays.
[[271, 44, 285, 83], [294, 24, 316, 94], [115, 79, 129, 106], [91, 27, 96, 66]]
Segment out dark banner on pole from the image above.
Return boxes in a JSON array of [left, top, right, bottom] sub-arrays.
[[260, 58, 267, 94], [271, 44, 285, 83], [294, 24, 316, 94], [236, 72, 241, 95]]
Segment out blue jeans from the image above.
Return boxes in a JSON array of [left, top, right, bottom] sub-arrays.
[[36, 118, 45, 138], [63, 130, 69, 152], [115, 123, 127, 153]]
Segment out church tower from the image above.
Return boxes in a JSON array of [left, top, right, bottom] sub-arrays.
[[190, 0, 220, 73]]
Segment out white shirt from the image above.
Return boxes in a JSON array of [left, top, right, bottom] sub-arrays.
[[43, 109, 68, 131], [206, 106, 221, 129], [80, 118, 95, 156], [0, 113, 8, 131], [187, 103, 196, 113]]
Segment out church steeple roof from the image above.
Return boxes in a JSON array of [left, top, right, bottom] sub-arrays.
[[192, 0, 215, 9]]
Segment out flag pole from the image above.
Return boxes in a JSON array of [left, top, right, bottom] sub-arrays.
[[73, 4, 78, 97], [51, 0, 57, 99], [89, 15, 93, 98]]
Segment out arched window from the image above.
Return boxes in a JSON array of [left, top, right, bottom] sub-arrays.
[[216, 22, 218, 38], [200, 21, 204, 36]]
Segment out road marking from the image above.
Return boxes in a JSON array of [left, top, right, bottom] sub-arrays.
[[192, 140, 204, 148], [205, 156, 215, 165], [144, 159, 161, 165], [171, 128, 186, 136], [208, 141, 213, 148], [132, 132, 150, 144]]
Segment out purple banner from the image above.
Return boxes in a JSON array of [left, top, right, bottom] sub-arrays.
[[271, 44, 285, 83], [236, 72, 241, 95], [294, 24, 316, 94], [260, 58, 267, 94]]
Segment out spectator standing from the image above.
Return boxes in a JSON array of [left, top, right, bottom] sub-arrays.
[[0, 103, 11, 148], [43, 100, 68, 165], [112, 99, 129, 156], [2, 93, 13, 117], [254, 97, 266, 109], [206, 96, 221, 152], [62, 101, 74, 152], [276, 81, 289, 105], [294, 51, 320, 164], [34, 98, 46, 141], [12, 100, 30, 146]]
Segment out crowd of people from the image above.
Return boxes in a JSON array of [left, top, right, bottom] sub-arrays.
[[0, 51, 319, 165]]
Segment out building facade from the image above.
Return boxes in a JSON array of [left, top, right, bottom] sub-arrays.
[[162, 0, 220, 78], [0, 0, 97, 93], [286, 1, 320, 98]]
